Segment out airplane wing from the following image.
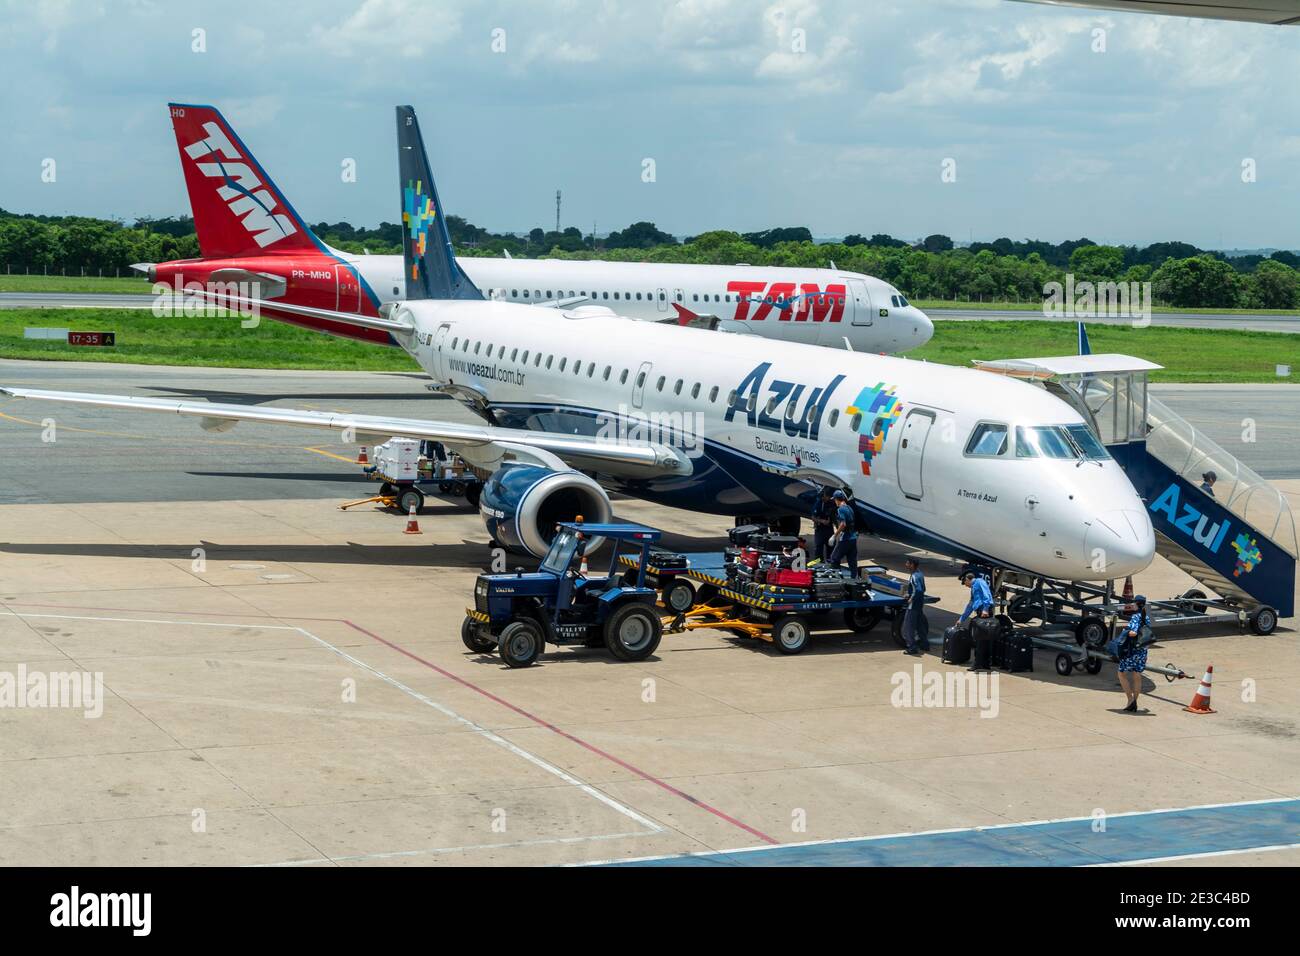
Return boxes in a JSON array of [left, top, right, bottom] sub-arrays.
[[1012, 1, 1300, 25], [0, 386, 692, 479], [185, 290, 415, 337]]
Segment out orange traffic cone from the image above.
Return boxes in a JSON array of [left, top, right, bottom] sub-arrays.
[[356, 446, 369, 465], [1184, 665, 1216, 714], [403, 502, 422, 535], [1121, 575, 1135, 612]]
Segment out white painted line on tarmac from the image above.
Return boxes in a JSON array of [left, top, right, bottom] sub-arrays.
[[0, 608, 665, 849]]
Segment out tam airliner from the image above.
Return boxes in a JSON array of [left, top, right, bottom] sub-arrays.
[[4, 106, 1155, 586], [138, 103, 932, 354]]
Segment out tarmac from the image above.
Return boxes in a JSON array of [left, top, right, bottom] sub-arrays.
[[0, 360, 1297, 866]]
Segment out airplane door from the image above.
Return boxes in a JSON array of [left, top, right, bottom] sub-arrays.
[[336, 263, 362, 313], [848, 278, 873, 327], [656, 288, 669, 313], [431, 323, 451, 380], [896, 408, 935, 501], [632, 361, 653, 408]]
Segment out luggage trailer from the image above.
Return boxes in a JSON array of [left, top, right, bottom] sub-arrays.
[[990, 571, 1212, 680], [341, 438, 484, 514], [617, 550, 940, 655]]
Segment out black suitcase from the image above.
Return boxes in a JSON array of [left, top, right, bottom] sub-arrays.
[[1004, 632, 1034, 672], [649, 549, 688, 571], [750, 533, 801, 554], [942, 625, 971, 664], [728, 524, 765, 546]]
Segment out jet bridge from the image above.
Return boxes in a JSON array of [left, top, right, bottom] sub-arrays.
[[974, 353, 1295, 628]]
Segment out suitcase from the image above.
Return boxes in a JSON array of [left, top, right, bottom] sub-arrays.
[[649, 549, 688, 571], [970, 617, 1001, 642], [728, 524, 765, 546], [942, 625, 971, 664], [749, 533, 801, 554], [1004, 632, 1034, 673], [768, 568, 813, 587]]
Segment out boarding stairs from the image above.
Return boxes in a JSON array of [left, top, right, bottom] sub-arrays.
[[975, 354, 1296, 620]]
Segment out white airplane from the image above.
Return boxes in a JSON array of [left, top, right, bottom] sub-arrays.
[[140, 103, 933, 354], [4, 106, 1155, 584]]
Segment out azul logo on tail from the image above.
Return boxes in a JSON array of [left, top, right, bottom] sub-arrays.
[[181, 118, 298, 249], [402, 179, 437, 282], [725, 362, 844, 441]]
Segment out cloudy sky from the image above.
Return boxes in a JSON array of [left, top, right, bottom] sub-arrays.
[[2, 0, 1298, 248]]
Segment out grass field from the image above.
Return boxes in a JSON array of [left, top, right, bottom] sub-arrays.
[[0, 309, 1295, 382], [0, 274, 153, 294]]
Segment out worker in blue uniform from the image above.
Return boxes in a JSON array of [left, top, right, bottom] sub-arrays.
[[959, 570, 996, 671], [828, 489, 859, 578], [902, 557, 929, 655], [811, 486, 836, 562]]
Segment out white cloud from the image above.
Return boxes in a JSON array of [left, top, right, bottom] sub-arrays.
[[309, 0, 462, 59]]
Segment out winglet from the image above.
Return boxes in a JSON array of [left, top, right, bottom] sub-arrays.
[[395, 106, 482, 302]]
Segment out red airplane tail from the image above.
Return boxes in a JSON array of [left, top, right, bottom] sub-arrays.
[[168, 102, 321, 259]]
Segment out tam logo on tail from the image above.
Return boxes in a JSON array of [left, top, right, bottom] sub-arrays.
[[181, 118, 298, 249]]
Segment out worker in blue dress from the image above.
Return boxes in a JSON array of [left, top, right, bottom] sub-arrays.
[[1118, 595, 1150, 713], [959, 570, 995, 671], [901, 557, 929, 656], [827, 489, 859, 577]]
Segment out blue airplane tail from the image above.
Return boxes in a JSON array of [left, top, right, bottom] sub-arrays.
[[395, 106, 482, 302], [1077, 320, 1092, 356]]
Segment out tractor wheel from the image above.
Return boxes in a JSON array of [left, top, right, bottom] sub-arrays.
[[397, 487, 424, 515], [461, 616, 496, 654], [498, 618, 544, 668], [843, 606, 882, 634], [661, 578, 696, 614], [772, 614, 811, 655], [604, 603, 662, 661], [1250, 606, 1278, 635]]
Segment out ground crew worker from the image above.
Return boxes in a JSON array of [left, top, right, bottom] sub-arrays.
[[1117, 595, 1151, 713], [1200, 471, 1217, 497], [958, 570, 995, 671], [811, 485, 836, 562], [828, 489, 859, 578], [902, 557, 929, 656]]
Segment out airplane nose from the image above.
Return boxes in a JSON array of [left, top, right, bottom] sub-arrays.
[[911, 308, 934, 346], [1085, 509, 1155, 578]]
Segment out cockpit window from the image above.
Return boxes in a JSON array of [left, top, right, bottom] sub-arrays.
[[1016, 425, 1081, 459], [1065, 424, 1111, 460], [964, 422, 1009, 457], [898, 294, 909, 307]]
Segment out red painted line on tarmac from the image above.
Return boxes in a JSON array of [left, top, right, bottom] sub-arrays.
[[342, 619, 780, 846], [1, 598, 778, 845]]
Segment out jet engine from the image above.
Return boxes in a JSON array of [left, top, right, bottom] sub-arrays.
[[479, 464, 612, 557]]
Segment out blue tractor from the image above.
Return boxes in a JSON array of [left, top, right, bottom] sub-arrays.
[[463, 521, 665, 668]]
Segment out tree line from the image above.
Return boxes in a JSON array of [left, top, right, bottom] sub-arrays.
[[2, 206, 1297, 309]]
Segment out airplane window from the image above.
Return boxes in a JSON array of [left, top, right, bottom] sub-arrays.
[[784, 401, 798, 421], [511, 289, 518, 297], [614, 292, 620, 300], [498, 346, 506, 358], [522, 350, 529, 363], [1016, 425, 1077, 459], [533, 353, 541, 366], [676, 292, 683, 301], [636, 371, 646, 387], [899, 295, 910, 307], [393, 287, 400, 296], [523, 290, 530, 298], [620, 369, 629, 384], [463, 340, 470, 351], [806, 404, 817, 423], [546, 355, 553, 369], [635, 293, 642, 300], [747, 393, 757, 413], [709, 386, 719, 403], [1065, 424, 1110, 460], [603, 366, 611, 380], [573, 360, 582, 375], [535, 290, 541, 298], [510, 348, 518, 361], [587, 363, 596, 377], [656, 376, 666, 391], [603, 292, 609, 299], [559, 358, 567, 372], [659, 292, 665, 301], [965, 423, 1009, 457], [727, 389, 738, 407], [451, 338, 458, 350], [850, 412, 862, 431], [674, 379, 683, 395], [569, 290, 575, 297], [828, 409, 839, 427], [765, 396, 779, 414], [691, 383, 700, 399], [474, 342, 481, 354], [693, 294, 699, 302], [547, 291, 553, 299]]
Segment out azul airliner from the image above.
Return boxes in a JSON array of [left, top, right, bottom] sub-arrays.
[[4, 106, 1154, 583]]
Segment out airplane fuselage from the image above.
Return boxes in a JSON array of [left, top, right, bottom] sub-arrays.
[[394, 298, 1153, 580]]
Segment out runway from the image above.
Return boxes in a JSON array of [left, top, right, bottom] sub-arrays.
[[929, 307, 1300, 335], [0, 291, 157, 310], [1, 361, 1297, 509]]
